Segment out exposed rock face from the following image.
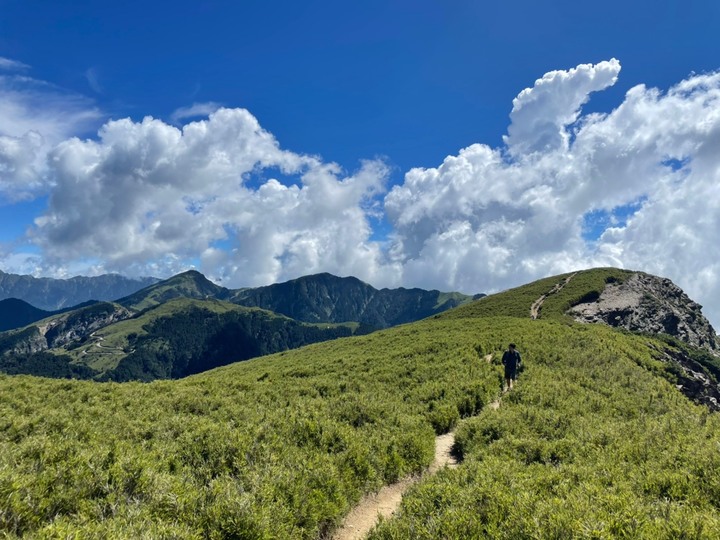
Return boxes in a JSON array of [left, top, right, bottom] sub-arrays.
[[41, 303, 133, 348], [570, 272, 719, 353], [0, 327, 48, 356], [645, 342, 720, 412]]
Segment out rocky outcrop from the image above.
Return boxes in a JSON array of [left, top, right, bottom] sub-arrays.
[[644, 342, 720, 412], [41, 303, 133, 348], [0, 327, 48, 356], [569, 272, 719, 353]]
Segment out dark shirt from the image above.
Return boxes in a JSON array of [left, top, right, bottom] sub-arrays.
[[502, 350, 521, 371]]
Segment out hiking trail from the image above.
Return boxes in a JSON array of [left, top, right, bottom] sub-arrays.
[[530, 272, 577, 320], [331, 355, 500, 540]]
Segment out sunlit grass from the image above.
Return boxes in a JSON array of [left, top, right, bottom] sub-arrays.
[[1, 267, 718, 538], [370, 319, 720, 539]]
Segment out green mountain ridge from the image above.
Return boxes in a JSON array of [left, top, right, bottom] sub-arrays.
[[2, 267, 720, 538], [0, 271, 476, 381], [116, 270, 232, 312], [0, 297, 363, 381], [0, 270, 478, 333], [104, 298, 363, 382], [230, 272, 477, 328]]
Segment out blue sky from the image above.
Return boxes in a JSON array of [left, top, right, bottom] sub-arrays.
[[2, 0, 720, 327]]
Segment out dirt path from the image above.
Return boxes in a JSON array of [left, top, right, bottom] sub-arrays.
[[331, 433, 459, 540], [331, 355, 497, 540], [530, 273, 577, 320]]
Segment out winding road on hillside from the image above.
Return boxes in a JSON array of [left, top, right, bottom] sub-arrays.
[[331, 355, 500, 540], [530, 273, 577, 320]]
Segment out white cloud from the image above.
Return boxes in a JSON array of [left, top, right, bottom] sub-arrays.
[[5, 58, 720, 331], [0, 57, 30, 71], [0, 68, 102, 202], [0, 131, 45, 197], [32, 108, 394, 288], [504, 59, 620, 157], [385, 60, 720, 329]]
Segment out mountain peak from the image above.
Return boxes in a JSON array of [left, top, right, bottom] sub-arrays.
[[117, 270, 229, 311], [232, 272, 473, 327]]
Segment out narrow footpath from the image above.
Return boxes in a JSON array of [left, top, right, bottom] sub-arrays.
[[530, 272, 577, 320], [331, 356, 500, 540]]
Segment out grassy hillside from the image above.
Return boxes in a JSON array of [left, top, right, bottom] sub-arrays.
[[1, 268, 719, 538], [0, 317, 501, 538], [442, 267, 632, 320], [370, 320, 720, 539]]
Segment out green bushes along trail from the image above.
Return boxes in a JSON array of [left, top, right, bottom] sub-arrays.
[[1, 268, 720, 538], [370, 320, 720, 539], [0, 317, 500, 538]]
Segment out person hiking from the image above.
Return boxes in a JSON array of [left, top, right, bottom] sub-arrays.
[[502, 343, 521, 391]]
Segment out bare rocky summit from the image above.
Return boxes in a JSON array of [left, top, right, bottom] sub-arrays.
[[569, 272, 719, 354]]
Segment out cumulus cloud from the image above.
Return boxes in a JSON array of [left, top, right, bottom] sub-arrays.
[[32, 108, 393, 287], [0, 64, 102, 202], [6, 57, 720, 329], [504, 59, 621, 156], [385, 60, 720, 328]]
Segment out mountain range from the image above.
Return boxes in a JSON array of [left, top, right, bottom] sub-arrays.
[[1, 267, 718, 395], [0, 270, 478, 381], [0, 269, 159, 310]]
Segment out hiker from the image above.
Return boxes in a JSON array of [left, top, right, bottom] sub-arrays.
[[502, 343, 521, 391]]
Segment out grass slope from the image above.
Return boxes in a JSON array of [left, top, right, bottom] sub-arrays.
[[0, 317, 501, 538], [0, 268, 718, 538], [370, 320, 720, 539], [442, 267, 632, 321]]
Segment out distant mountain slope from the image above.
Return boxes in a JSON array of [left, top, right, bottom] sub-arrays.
[[0, 298, 52, 332], [0, 297, 362, 381], [0, 302, 133, 356], [106, 298, 360, 382], [0, 270, 158, 310], [0, 268, 476, 330], [231, 272, 477, 328], [116, 269, 230, 311], [0, 270, 475, 381]]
